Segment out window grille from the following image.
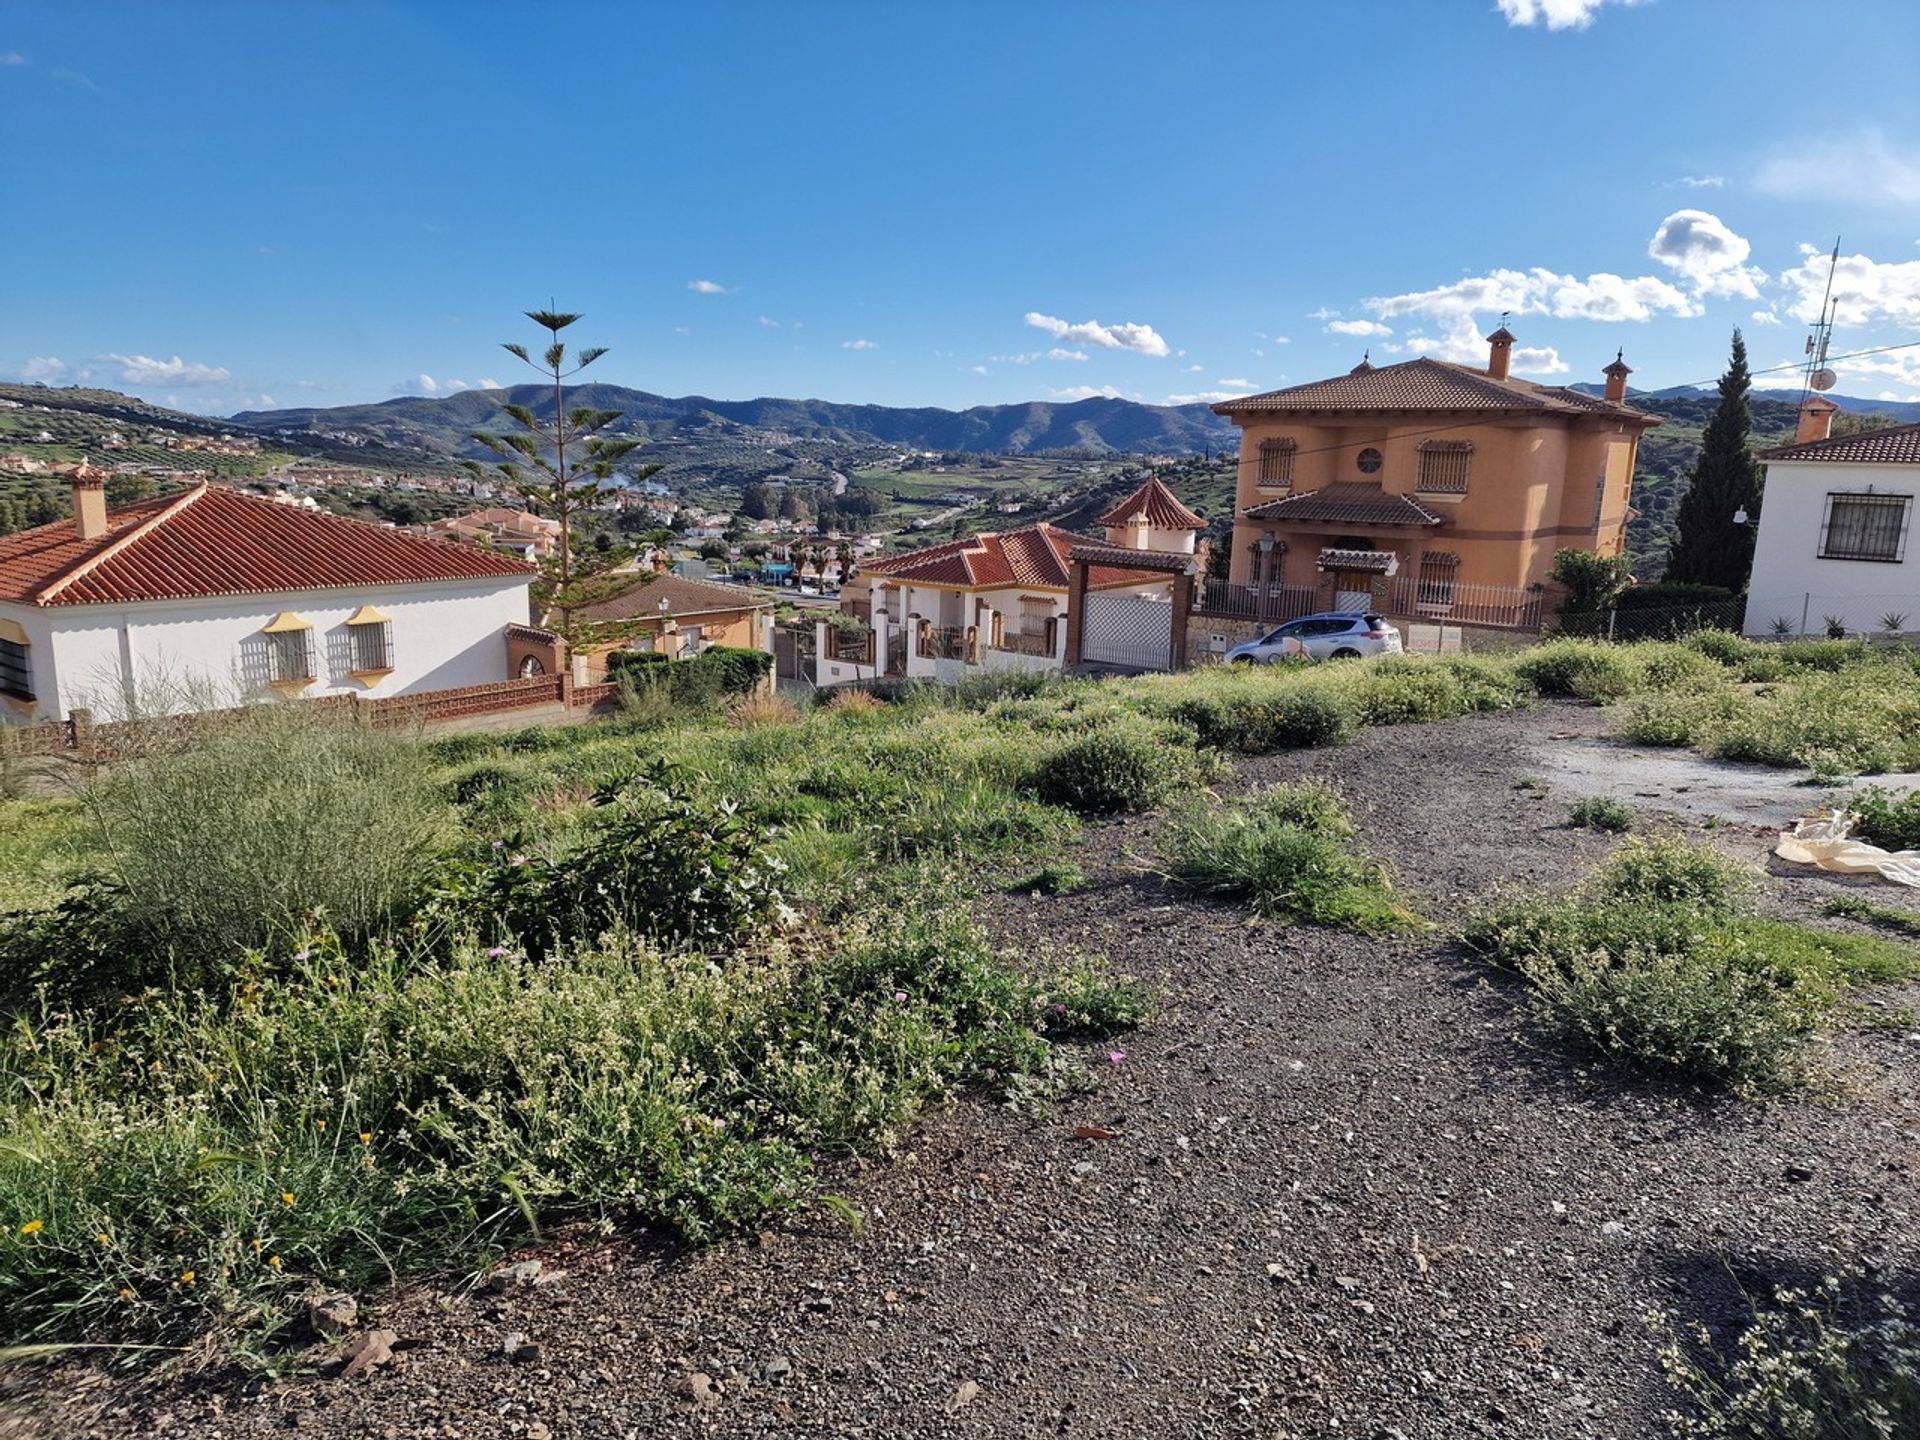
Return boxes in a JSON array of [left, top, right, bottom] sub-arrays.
[[0, 637, 30, 700], [1416, 551, 1459, 606], [349, 618, 394, 673], [1819, 493, 1911, 563], [1415, 441, 1472, 494], [265, 628, 315, 683], [1257, 438, 1296, 487]]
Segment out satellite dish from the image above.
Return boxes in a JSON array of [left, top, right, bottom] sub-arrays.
[[1811, 368, 1838, 392]]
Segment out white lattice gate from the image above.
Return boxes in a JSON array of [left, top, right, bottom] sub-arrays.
[[1080, 592, 1174, 671]]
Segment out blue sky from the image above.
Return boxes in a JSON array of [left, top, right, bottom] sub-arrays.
[[4, 0, 1919, 417]]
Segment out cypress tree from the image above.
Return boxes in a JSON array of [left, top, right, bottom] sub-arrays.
[[1666, 329, 1763, 590]]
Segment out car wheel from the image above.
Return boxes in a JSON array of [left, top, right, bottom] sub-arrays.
[[1330, 647, 1361, 660], [1229, 655, 1253, 665]]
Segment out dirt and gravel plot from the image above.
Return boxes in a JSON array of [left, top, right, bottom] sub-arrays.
[[15, 701, 1920, 1440]]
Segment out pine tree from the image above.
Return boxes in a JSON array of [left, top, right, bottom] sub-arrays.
[[462, 310, 662, 646], [1666, 329, 1763, 590]]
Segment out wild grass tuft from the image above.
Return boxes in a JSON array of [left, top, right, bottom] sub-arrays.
[[1159, 782, 1420, 935], [1568, 796, 1633, 832]]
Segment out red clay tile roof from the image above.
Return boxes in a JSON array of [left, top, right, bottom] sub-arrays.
[[858, 524, 1145, 590], [1211, 356, 1657, 424], [1243, 483, 1448, 527], [1096, 475, 1207, 530], [1315, 547, 1397, 574], [1759, 422, 1920, 465], [0, 483, 536, 607], [1064, 540, 1197, 576], [569, 570, 773, 623]]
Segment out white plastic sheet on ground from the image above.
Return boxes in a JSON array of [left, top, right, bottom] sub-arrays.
[[1775, 809, 1920, 888]]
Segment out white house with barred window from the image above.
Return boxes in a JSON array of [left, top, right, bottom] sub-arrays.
[[1743, 399, 1920, 637], [0, 469, 536, 722]]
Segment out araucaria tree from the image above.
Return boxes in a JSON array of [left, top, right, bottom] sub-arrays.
[[463, 310, 661, 644], [1666, 329, 1764, 591]]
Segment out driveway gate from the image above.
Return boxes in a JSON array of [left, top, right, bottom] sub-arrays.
[[1080, 592, 1174, 671]]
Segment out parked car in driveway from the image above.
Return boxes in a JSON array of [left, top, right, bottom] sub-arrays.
[[1224, 612, 1403, 664]]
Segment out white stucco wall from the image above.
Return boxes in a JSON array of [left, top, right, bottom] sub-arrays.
[[1743, 459, 1920, 636], [0, 577, 531, 722]]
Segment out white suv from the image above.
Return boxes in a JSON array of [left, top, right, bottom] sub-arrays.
[[1224, 612, 1403, 664]]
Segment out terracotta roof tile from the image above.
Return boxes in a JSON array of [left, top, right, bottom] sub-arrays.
[[1315, 547, 1397, 574], [1095, 475, 1207, 530], [857, 524, 1146, 590], [570, 570, 773, 623], [0, 484, 536, 608], [1211, 356, 1657, 424], [1064, 540, 1197, 576], [1243, 483, 1448, 528], [1760, 423, 1920, 465]]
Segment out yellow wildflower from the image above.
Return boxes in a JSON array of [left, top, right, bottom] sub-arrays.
[[359, 1132, 372, 1145], [118, 1287, 133, 1300], [314, 1120, 326, 1130], [96, 1232, 111, 1245], [18, 1219, 43, 1236], [178, 1270, 196, 1287], [281, 1192, 296, 1207], [267, 1255, 283, 1270]]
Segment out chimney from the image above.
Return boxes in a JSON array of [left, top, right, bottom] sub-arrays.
[[1796, 394, 1840, 445], [70, 462, 108, 541], [1603, 349, 1632, 403], [1486, 326, 1516, 382]]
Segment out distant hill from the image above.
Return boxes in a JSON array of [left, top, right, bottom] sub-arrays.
[[229, 385, 1239, 460], [1572, 381, 1920, 425]]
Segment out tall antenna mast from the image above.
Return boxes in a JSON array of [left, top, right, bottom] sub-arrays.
[[1800, 237, 1841, 402]]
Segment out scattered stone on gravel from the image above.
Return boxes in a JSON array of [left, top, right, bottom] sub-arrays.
[[760, 1355, 792, 1381], [675, 1371, 720, 1411], [304, 1294, 357, 1336], [335, 1329, 396, 1381], [486, 1259, 545, 1292], [944, 1380, 980, 1414], [1785, 1163, 1816, 1182]]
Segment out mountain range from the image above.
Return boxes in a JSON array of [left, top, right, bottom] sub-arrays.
[[231, 386, 1241, 460]]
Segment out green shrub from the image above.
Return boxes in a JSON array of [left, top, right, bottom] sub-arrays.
[[1569, 796, 1633, 832], [0, 906, 1138, 1341], [1848, 786, 1920, 852], [1615, 688, 1750, 748], [607, 645, 772, 709], [1633, 642, 1722, 691], [1031, 726, 1191, 815], [1438, 656, 1536, 711], [1346, 661, 1468, 726], [1515, 640, 1641, 700], [1159, 783, 1419, 935], [1685, 628, 1754, 666], [68, 706, 451, 984], [1591, 835, 1750, 911], [468, 771, 791, 957], [1661, 1276, 1920, 1439]]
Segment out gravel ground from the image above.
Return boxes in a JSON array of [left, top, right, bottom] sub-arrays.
[[12, 701, 1920, 1440]]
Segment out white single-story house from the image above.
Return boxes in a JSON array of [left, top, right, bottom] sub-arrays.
[[1743, 397, 1920, 637], [826, 475, 1205, 685], [0, 469, 538, 722]]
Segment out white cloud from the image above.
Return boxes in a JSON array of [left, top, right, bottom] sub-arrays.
[[758, 315, 780, 328], [687, 279, 736, 295], [1755, 128, 1920, 209], [842, 338, 878, 351], [673, 326, 692, 336], [18, 356, 66, 381], [1024, 311, 1170, 358], [1307, 307, 1342, 322], [1215, 378, 1256, 389], [0, 52, 26, 65], [1397, 315, 1568, 375], [49, 66, 94, 90], [1495, 0, 1640, 29], [1185, 363, 1204, 373], [1272, 335, 1292, 345], [1779, 243, 1920, 327], [1647, 209, 1766, 299], [97, 353, 231, 385], [1051, 385, 1126, 401], [1750, 310, 1781, 325], [479, 377, 501, 389], [1367, 266, 1698, 323], [968, 364, 990, 376], [1327, 318, 1393, 338], [1672, 174, 1726, 189], [1165, 391, 1246, 405], [1047, 347, 1087, 362]]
